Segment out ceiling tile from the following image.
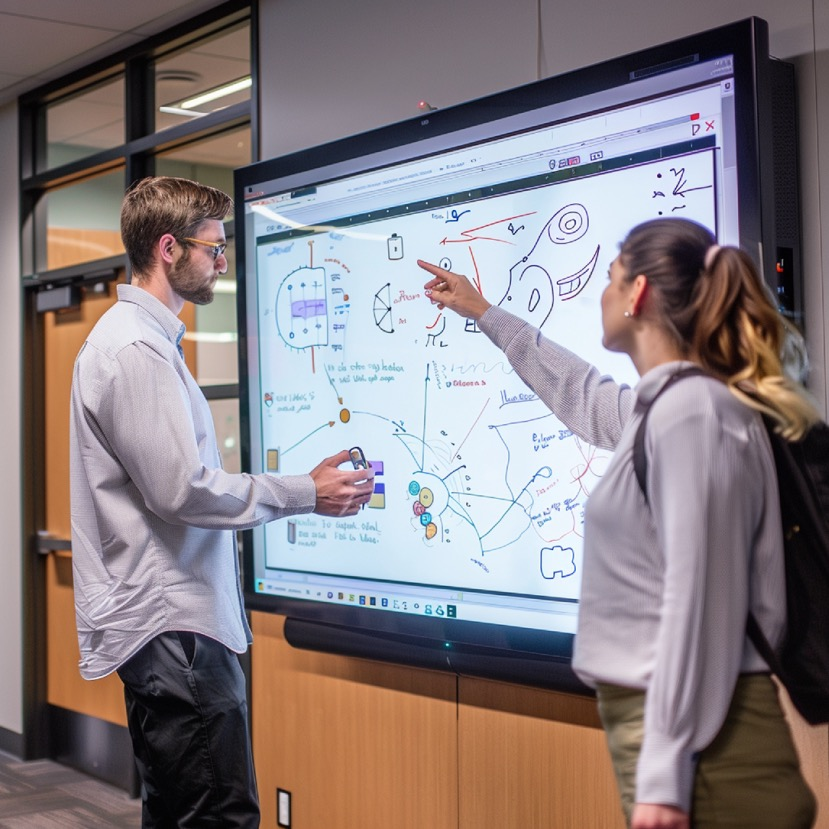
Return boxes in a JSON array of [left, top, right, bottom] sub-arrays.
[[0, 14, 122, 76], [0, 2, 229, 104], [0, 2, 222, 32]]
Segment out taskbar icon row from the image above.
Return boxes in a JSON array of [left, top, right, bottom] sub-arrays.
[[255, 579, 457, 618], [334, 590, 457, 618]]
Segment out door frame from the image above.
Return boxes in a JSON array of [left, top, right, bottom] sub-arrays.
[[21, 259, 128, 781]]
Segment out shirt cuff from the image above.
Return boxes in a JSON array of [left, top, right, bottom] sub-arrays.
[[636, 731, 696, 813], [265, 473, 317, 515]]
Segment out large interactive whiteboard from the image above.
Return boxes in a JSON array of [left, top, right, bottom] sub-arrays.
[[236, 17, 778, 688]]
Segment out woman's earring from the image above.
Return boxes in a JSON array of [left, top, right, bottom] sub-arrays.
[[624, 310, 633, 318]]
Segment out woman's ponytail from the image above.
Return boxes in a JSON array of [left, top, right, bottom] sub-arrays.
[[693, 246, 819, 439]]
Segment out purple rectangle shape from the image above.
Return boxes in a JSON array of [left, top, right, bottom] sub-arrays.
[[291, 298, 326, 319]]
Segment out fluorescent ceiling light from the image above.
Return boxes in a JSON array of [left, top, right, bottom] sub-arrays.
[[158, 106, 205, 118], [179, 76, 252, 110]]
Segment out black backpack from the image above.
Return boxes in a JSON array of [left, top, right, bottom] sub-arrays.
[[632, 366, 829, 725]]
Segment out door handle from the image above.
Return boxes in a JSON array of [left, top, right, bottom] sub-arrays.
[[36, 531, 71, 557]]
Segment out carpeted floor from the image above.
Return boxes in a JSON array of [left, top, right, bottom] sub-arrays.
[[0, 750, 140, 828]]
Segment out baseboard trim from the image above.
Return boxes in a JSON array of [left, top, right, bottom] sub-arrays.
[[48, 705, 140, 797], [0, 725, 24, 758]]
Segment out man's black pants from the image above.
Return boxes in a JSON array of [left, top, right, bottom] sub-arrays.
[[117, 631, 259, 828]]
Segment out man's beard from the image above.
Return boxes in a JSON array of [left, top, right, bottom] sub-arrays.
[[169, 252, 215, 305]]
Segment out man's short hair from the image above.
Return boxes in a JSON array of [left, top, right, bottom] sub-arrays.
[[120, 176, 233, 276]]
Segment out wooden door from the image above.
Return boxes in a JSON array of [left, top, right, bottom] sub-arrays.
[[42, 278, 126, 723]]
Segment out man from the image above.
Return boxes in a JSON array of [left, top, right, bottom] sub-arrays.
[[69, 176, 374, 828]]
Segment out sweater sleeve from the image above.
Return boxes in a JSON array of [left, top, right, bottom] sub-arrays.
[[478, 305, 635, 449]]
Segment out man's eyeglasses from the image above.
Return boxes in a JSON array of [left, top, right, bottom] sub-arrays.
[[181, 237, 228, 260]]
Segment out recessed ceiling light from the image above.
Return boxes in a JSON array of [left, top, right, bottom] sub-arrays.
[[157, 69, 202, 85], [179, 76, 251, 110]]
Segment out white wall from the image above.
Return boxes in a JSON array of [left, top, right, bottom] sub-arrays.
[[259, 0, 537, 155], [259, 0, 829, 414], [0, 99, 22, 738]]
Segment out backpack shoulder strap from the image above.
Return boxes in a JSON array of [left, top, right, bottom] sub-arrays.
[[747, 604, 782, 675], [632, 366, 709, 504]]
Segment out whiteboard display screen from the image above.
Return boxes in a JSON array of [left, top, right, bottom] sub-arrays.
[[236, 18, 775, 688]]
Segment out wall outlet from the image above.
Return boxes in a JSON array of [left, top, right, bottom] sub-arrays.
[[277, 788, 291, 827]]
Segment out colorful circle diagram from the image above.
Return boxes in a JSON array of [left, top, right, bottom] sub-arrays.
[[407, 471, 449, 542]]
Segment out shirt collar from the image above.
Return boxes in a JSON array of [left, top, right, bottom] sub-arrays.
[[116, 283, 186, 348]]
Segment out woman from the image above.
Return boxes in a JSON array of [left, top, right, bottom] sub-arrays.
[[419, 217, 817, 829]]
